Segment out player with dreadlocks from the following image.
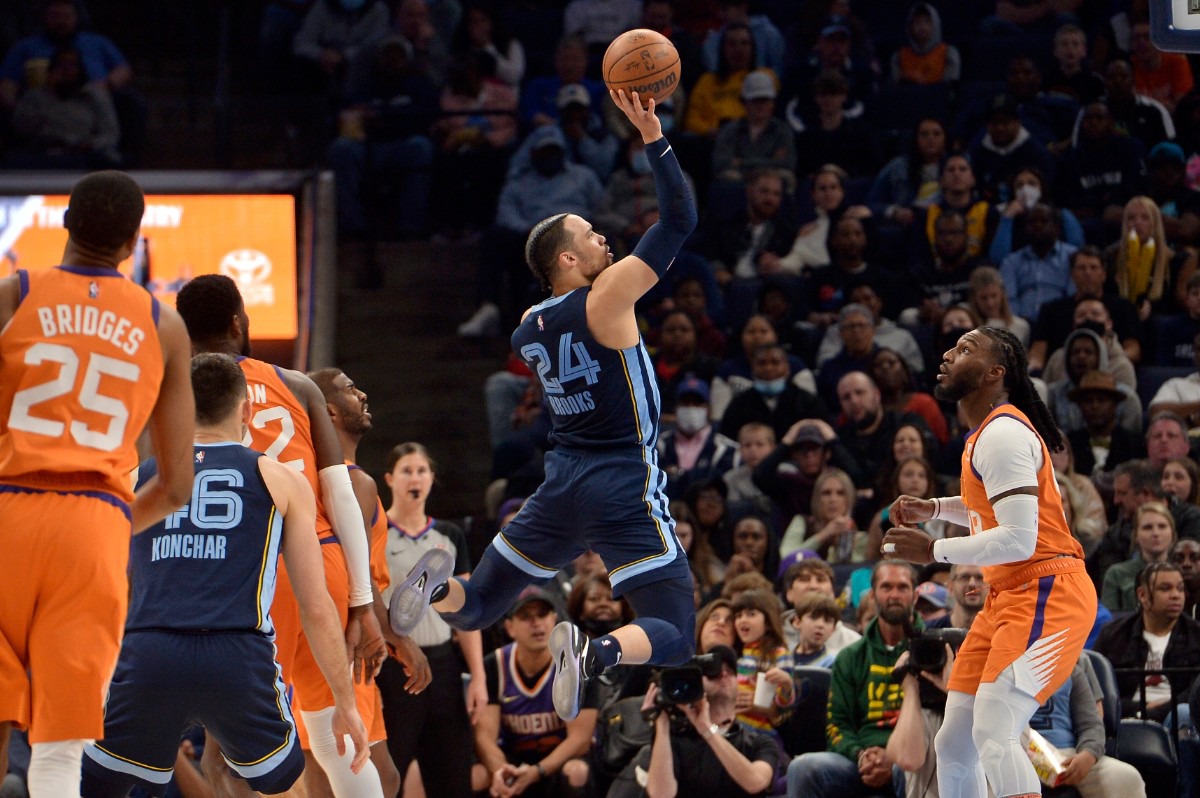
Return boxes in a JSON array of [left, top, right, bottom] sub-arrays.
[[881, 326, 1097, 798]]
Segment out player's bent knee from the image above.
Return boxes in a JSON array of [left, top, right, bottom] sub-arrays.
[[975, 737, 1007, 772]]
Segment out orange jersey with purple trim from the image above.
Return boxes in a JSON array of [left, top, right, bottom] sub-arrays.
[[0, 267, 163, 502], [960, 404, 1084, 587], [238, 357, 332, 537]]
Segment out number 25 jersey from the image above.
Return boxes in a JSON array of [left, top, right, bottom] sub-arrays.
[[0, 267, 163, 503], [511, 287, 661, 450]]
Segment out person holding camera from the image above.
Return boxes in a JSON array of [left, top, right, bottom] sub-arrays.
[[883, 327, 1097, 798], [632, 644, 779, 798], [887, 640, 956, 798]]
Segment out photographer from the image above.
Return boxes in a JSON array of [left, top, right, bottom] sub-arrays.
[[887, 645, 955, 798], [627, 644, 779, 798]]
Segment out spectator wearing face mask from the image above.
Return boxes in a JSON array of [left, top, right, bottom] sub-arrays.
[[1041, 299, 1137, 389], [967, 96, 1055, 206], [1027, 246, 1142, 375], [988, 166, 1086, 264], [719, 344, 830, 444], [658, 376, 740, 500]]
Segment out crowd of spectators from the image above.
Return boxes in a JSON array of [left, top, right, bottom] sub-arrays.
[[8, 1, 1200, 797], [448, 0, 1200, 796]]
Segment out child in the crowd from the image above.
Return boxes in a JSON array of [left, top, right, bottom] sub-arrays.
[[789, 591, 840, 668], [724, 421, 775, 507], [731, 589, 796, 740], [779, 558, 862, 655], [889, 2, 960, 85]]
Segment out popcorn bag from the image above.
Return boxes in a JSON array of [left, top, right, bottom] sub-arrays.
[[1020, 727, 1067, 788]]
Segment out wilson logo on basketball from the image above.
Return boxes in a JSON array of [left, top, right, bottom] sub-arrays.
[[220, 248, 275, 307], [624, 71, 677, 96]]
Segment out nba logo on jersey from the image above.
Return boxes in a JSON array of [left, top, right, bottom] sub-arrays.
[[195, 450, 205, 464], [538, 315, 544, 331], [88, 281, 99, 299]]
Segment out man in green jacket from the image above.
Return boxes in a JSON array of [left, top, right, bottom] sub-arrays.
[[785, 560, 918, 798]]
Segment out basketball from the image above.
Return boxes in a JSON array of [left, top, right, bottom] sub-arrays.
[[602, 29, 681, 107]]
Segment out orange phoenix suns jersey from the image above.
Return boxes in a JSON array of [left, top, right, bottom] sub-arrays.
[[238, 357, 333, 538], [960, 404, 1084, 586], [0, 267, 164, 503]]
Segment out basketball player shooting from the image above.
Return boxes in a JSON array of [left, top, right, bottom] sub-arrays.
[[881, 327, 1097, 798], [389, 86, 699, 724]]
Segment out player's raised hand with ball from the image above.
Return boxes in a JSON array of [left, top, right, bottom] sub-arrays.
[[611, 89, 662, 143]]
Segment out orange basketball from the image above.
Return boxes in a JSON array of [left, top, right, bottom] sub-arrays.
[[602, 29, 681, 107]]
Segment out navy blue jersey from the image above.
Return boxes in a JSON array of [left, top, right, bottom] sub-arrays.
[[511, 288, 660, 449], [129, 442, 283, 634]]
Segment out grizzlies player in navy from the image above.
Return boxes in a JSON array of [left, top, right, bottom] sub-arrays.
[[390, 88, 699, 722], [80, 354, 368, 797]]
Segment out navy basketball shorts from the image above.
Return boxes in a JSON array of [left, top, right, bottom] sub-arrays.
[[492, 446, 691, 596], [83, 630, 303, 794]]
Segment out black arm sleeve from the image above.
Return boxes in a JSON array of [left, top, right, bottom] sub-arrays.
[[632, 136, 698, 277]]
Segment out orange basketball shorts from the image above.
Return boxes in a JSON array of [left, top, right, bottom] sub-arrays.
[[0, 488, 131, 742], [273, 538, 381, 746], [948, 561, 1096, 704]]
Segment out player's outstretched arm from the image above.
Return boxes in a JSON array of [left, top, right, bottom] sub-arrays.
[[588, 90, 696, 340], [132, 308, 196, 534], [265, 456, 370, 774]]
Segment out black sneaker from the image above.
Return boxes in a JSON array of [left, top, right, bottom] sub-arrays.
[[549, 621, 589, 720], [388, 547, 454, 636]]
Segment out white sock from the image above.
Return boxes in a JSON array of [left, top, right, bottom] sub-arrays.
[[28, 739, 87, 798], [300, 708, 383, 798]]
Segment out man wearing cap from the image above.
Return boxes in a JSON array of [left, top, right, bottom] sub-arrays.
[[968, 95, 1053, 206], [1065, 370, 1144, 477], [1146, 141, 1200, 247], [718, 344, 830, 444], [712, 69, 795, 186], [658, 376, 738, 500], [914, 582, 949, 625], [787, 16, 876, 128], [555, 82, 619, 182], [1046, 327, 1142, 436], [614, 643, 779, 798], [474, 587, 597, 798], [926, 565, 988, 631], [754, 420, 843, 531]]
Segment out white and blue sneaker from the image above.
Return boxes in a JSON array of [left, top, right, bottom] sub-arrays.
[[549, 620, 591, 721], [388, 546, 454, 636]]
